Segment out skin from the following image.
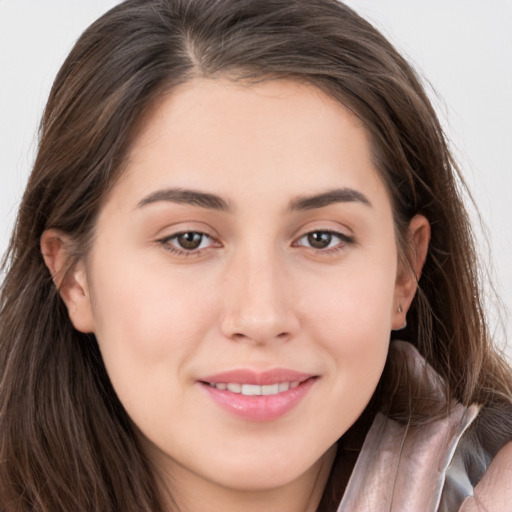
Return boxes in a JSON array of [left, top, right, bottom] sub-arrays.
[[42, 79, 429, 512]]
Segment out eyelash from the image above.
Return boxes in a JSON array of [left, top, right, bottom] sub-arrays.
[[158, 229, 354, 257]]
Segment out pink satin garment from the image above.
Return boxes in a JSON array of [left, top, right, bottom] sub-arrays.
[[336, 341, 485, 512]]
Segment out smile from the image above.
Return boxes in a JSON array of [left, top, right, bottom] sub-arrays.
[[199, 369, 317, 421], [207, 381, 300, 395]]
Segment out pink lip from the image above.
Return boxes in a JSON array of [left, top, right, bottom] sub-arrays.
[[200, 368, 314, 385], [198, 368, 317, 422]]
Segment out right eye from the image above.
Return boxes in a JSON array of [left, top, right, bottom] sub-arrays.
[[159, 231, 217, 254]]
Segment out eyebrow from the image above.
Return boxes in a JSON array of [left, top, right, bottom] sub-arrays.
[[137, 186, 371, 212], [289, 188, 372, 211], [137, 188, 230, 211]]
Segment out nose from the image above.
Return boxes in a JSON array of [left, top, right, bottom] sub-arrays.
[[219, 249, 299, 345]]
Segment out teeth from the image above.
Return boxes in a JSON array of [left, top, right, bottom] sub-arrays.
[[227, 383, 241, 393], [210, 381, 302, 395], [241, 384, 261, 395], [261, 384, 279, 395]]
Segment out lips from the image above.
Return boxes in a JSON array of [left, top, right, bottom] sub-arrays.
[[198, 369, 317, 421]]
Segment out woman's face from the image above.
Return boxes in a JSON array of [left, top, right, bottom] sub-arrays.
[[60, 79, 419, 496]]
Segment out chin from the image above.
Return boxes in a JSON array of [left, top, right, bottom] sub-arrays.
[[199, 444, 331, 492], [207, 462, 305, 491]]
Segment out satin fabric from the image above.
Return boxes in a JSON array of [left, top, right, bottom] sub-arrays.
[[336, 341, 497, 512]]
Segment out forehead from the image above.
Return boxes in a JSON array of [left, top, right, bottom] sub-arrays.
[[131, 77, 367, 153], [110, 77, 388, 212]]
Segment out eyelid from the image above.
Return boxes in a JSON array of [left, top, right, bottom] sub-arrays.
[[291, 218, 354, 238], [154, 220, 219, 242]]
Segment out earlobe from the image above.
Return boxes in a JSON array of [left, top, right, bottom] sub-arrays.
[[41, 229, 95, 333], [392, 215, 430, 330]]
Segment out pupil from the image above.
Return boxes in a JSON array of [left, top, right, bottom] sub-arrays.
[[178, 232, 202, 250], [308, 232, 332, 249]]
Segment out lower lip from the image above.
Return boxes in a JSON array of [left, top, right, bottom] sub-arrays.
[[199, 378, 317, 422]]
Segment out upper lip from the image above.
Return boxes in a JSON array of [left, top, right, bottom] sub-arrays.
[[199, 368, 315, 386]]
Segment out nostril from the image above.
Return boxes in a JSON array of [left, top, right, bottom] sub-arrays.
[[229, 330, 290, 344]]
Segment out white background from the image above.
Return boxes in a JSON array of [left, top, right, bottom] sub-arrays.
[[1, 1, 511, 357]]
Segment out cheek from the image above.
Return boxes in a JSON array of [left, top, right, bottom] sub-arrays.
[[297, 248, 396, 402], [301, 253, 397, 347], [87, 252, 220, 407]]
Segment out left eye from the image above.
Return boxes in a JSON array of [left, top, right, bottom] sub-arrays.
[[295, 230, 349, 250], [163, 232, 214, 251]]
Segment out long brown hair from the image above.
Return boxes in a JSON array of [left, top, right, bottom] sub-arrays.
[[1, 1, 511, 510]]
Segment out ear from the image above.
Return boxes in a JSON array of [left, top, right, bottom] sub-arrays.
[[392, 214, 430, 330], [41, 229, 95, 333]]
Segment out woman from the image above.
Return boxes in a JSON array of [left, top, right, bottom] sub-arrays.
[[1, 0, 511, 510]]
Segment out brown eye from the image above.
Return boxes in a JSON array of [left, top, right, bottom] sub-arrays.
[[295, 230, 353, 252], [176, 232, 205, 250], [306, 231, 333, 249], [161, 231, 214, 253]]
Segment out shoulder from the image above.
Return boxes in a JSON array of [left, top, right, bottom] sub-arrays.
[[459, 441, 512, 511]]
